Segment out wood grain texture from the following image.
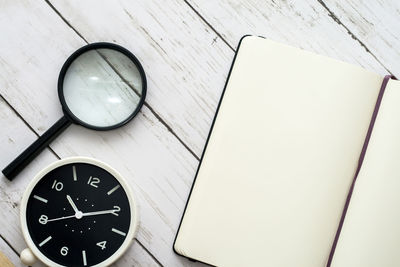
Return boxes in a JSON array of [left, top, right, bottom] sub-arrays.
[[0, 1, 200, 266], [0, 237, 19, 267], [187, 0, 389, 75], [6, 0, 233, 157], [319, 0, 400, 76], [0, 0, 398, 266], [0, 96, 58, 267], [48, 111, 200, 266], [0, 97, 160, 266]]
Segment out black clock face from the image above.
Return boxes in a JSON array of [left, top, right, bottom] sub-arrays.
[[25, 162, 132, 267]]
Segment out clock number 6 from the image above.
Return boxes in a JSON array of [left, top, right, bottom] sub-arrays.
[[39, 215, 48, 225], [51, 179, 64, 191], [60, 246, 68, 256], [88, 176, 100, 188]]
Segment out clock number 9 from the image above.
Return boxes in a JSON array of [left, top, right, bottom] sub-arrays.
[[39, 215, 48, 225], [51, 180, 64, 191], [60, 246, 68, 256]]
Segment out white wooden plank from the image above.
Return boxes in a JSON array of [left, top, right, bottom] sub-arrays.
[[2, 1, 391, 266], [54, 0, 232, 156], [320, 0, 400, 77], [0, 2, 82, 131], [0, 0, 233, 157], [0, 236, 24, 267], [0, 96, 64, 267], [187, 0, 389, 75], [0, 98, 160, 266], [0, 1, 202, 266], [114, 241, 159, 267], [45, 1, 399, 266], [48, 109, 200, 266]]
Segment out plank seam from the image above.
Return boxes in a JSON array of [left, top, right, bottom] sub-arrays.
[[184, 0, 235, 52], [0, 94, 60, 160], [0, 95, 166, 266], [144, 103, 200, 161], [135, 238, 164, 267], [0, 230, 161, 267], [44, 0, 88, 43], [43, 0, 200, 162], [0, 234, 20, 257], [316, 0, 394, 75]]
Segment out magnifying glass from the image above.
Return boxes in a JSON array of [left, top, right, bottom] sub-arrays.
[[3, 43, 146, 180]]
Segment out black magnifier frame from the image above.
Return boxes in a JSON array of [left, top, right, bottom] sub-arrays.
[[3, 42, 147, 180], [58, 42, 147, 131]]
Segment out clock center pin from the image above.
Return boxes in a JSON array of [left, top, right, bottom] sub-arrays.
[[75, 211, 83, 219]]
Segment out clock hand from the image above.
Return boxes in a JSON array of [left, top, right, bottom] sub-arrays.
[[47, 208, 118, 222], [47, 215, 76, 222], [82, 208, 119, 217], [66, 195, 80, 213]]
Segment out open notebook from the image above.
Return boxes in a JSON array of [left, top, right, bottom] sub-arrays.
[[174, 35, 400, 267]]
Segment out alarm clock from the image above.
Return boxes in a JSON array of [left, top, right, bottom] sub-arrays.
[[19, 157, 139, 267]]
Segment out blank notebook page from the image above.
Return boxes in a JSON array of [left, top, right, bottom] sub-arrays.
[[331, 80, 400, 267], [174, 36, 383, 267]]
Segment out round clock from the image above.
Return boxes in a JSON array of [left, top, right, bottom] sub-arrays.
[[19, 157, 139, 267]]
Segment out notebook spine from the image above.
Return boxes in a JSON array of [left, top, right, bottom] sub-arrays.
[[326, 75, 394, 266]]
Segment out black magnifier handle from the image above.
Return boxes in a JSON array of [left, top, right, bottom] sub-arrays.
[[2, 115, 71, 180]]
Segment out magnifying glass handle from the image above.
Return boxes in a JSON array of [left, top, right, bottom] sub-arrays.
[[2, 116, 71, 180]]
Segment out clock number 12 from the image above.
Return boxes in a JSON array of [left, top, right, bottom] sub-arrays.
[[88, 176, 100, 188]]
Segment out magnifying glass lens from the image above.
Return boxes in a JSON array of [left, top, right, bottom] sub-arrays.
[[63, 48, 143, 128]]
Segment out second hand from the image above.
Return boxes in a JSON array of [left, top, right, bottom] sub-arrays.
[[47, 215, 76, 222]]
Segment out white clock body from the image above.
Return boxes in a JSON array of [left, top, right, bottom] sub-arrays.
[[19, 157, 139, 267]]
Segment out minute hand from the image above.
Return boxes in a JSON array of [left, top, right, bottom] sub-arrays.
[[82, 209, 117, 217]]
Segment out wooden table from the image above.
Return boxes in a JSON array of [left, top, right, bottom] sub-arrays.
[[0, 1, 398, 266]]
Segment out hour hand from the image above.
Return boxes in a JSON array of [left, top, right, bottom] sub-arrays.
[[66, 195, 80, 213]]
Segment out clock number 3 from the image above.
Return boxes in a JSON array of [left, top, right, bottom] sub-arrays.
[[96, 241, 107, 250], [88, 176, 100, 188]]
